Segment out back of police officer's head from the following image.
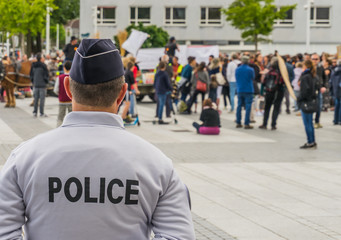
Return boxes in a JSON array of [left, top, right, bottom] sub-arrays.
[[68, 39, 126, 109]]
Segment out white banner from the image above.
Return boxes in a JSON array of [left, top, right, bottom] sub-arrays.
[[122, 29, 149, 57], [185, 45, 219, 65], [136, 45, 220, 70]]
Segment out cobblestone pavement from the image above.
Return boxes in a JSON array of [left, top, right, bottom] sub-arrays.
[[1, 97, 341, 240]]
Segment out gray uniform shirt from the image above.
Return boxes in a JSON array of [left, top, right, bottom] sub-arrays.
[[0, 112, 195, 240]]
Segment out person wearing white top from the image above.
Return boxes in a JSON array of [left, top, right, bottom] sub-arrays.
[[227, 53, 241, 112]]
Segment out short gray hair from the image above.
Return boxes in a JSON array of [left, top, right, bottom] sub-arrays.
[[69, 77, 125, 107], [241, 55, 249, 64]]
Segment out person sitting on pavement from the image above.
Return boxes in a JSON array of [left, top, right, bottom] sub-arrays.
[[0, 39, 195, 240], [235, 55, 255, 129], [53, 60, 72, 127], [192, 98, 220, 135], [154, 61, 172, 124]]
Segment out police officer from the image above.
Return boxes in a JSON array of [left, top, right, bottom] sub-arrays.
[[0, 39, 195, 240]]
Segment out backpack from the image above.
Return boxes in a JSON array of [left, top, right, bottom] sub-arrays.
[[264, 69, 283, 92]]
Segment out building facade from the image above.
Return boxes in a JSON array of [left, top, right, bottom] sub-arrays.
[[80, 0, 341, 55]]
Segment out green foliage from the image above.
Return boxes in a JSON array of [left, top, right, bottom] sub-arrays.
[[125, 23, 169, 48], [221, 0, 296, 50], [0, 0, 56, 36], [50, 0, 79, 25], [42, 24, 66, 48]]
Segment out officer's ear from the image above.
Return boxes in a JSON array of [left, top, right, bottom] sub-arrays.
[[64, 76, 72, 99], [116, 83, 128, 107]]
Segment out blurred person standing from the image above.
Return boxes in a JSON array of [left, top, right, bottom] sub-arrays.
[[235, 56, 255, 129], [311, 53, 327, 129], [165, 37, 179, 62], [292, 62, 304, 112], [179, 57, 196, 102], [54, 61, 72, 127], [186, 62, 209, 113], [63, 36, 79, 62], [227, 53, 241, 113], [330, 59, 341, 125], [154, 61, 172, 124], [30, 53, 49, 117], [282, 55, 295, 114], [297, 60, 318, 149], [259, 57, 285, 130]]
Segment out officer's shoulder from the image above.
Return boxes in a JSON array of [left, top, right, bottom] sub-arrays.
[[12, 128, 60, 152], [123, 130, 173, 167]]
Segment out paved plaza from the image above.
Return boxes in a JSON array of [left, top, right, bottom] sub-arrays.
[[0, 96, 341, 240]]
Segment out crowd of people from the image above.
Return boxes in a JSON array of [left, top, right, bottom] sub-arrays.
[[0, 36, 79, 125], [1, 36, 340, 149], [147, 37, 341, 149]]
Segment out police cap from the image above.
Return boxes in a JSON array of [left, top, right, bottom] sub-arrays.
[[70, 39, 124, 85]]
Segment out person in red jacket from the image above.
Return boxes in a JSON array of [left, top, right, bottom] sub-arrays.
[[54, 61, 72, 127]]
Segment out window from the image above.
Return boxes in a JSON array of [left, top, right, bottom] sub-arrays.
[[310, 7, 330, 25], [130, 7, 151, 24], [165, 7, 186, 25], [97, 7, 116, 25], [274, 8, 293, 26], [200, 7, 222, 25]]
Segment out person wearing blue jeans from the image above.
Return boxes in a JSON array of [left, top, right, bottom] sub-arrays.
[[154, 61, 172, 124], [236, 92, 253, 127], [227, 53, 241, 112], [158, 93, 168, 120], [235, 55, 255, 129], [298, 60, 317, 149], [129, 89, 136, 116], [229, 82, 237, 112], [301, 111, 315, 145], [334, 97, 341, 125]]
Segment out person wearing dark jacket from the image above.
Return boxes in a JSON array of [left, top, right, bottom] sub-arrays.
[[154, 61, 172, 124], [30, 53, 49, 117], [63, 36, 79, 61], [297, 60, 318, 149], [330, 60, 341, 125], [179, 57, 196, 102], [259, 57, 285, 130]]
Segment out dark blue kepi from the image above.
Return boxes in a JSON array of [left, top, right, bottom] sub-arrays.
[[70, 39, 124, 85]]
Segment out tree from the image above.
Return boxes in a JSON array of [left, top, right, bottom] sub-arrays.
[[0, 0, 56, 55], [115, 23, 169, 52], [50, 0, 79, 26], [221, 0, 296, 51]]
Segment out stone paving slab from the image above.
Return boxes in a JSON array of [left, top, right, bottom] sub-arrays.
[[176, 162, 341, 240]]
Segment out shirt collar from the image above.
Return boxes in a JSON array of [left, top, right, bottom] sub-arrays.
[[61, 111, 125, 129]]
